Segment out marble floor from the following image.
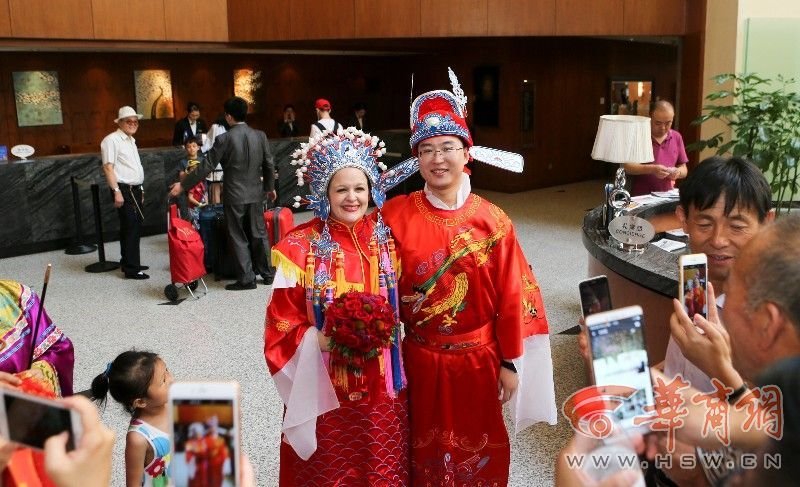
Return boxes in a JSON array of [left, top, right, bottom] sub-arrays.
[[2, 179, 602, 486]]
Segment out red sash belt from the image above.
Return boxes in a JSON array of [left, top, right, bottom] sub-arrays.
[[407, 322, 494, 351]]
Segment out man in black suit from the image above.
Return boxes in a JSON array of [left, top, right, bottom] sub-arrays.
[[170, 97, 276, 290], [172, 101, 208, 146], [349, 102, 367, 131], [277, 104, 299, 138]]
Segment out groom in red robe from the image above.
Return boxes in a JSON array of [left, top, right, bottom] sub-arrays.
[[381, 71, 557, 485]]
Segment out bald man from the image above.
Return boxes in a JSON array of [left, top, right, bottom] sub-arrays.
[[624, 100, 688, 196]]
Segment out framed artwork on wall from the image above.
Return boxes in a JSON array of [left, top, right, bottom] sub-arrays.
[[233, 69, 263, 113], [609, 78, 653, 116], [12, 71, 64, 127], [134, 70, 174, 119]]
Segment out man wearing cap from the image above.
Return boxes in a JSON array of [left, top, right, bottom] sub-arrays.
[[309, 98, 341, 140], [101, 106, 149, 279], [169, 96, 276, 290], [381, 71, 556, 485]]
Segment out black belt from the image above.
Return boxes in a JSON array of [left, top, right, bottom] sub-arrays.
[[117, 183, 143, 189]]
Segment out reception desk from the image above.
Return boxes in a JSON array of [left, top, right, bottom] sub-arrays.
[[0, 130, 412, 258], [582, 200, 688, 364]]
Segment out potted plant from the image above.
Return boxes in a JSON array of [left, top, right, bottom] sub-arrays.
[[688, 73, 800, 214]]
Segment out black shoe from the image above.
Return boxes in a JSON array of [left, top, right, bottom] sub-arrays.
[[124, 272, 150, 280], [225, 281, 257, 291], [120, 265, 149, 272], [261, 273, 275, 285]]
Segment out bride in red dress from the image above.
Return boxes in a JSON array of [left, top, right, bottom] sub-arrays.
[[264, 128, 409, 486]]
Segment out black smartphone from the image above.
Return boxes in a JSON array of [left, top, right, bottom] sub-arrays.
[[0, 388, 81, 451], [579, 275, 612, 318]]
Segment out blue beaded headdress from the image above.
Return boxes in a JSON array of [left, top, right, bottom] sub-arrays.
[[409, 67, 473, 154], [291, 127, 388, 220]]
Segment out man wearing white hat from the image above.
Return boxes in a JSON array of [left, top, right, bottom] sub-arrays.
[[101, 106, 149, 279]]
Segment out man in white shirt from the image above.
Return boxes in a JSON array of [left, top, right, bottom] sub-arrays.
[[101, 106, 149, 280], [309, 98, 340, 139]]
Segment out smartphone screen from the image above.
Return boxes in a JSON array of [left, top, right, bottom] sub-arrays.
[[171, 399, 237, 487], [3, 393, 75, 450], [579, 276, 612, 317], [588, 309, 655, 429], [681, 262, 708, 319]]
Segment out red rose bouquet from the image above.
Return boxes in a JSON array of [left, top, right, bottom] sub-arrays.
[[323, 291, 398, 372]]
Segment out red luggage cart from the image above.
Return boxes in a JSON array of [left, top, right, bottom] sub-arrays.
[[165, 203, 208, 301]]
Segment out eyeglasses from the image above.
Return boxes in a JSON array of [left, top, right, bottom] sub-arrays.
[[418, 146, 466, 159], [124, 119, 139, 125]]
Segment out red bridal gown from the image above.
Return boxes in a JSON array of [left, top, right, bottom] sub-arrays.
[[265, 217, 410, 486]]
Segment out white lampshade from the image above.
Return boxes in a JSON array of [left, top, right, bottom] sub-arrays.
[[591, 115, 654, 164]]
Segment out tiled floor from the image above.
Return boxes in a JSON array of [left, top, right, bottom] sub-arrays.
[[2, 180, 603, 486]]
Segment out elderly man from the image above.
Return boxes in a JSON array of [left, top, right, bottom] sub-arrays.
[[623, 100, 689, 196], [101, 106, 149, 279]]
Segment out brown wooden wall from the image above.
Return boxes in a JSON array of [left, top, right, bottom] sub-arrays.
[[405, 38, 681, 192], [0, 51, 418, 155], [228, 0, 685, 41], [0, 0, 228, 41], [0, 38, 683, 194]]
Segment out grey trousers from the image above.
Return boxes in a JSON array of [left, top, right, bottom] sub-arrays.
[[223, 202, 272, 284]]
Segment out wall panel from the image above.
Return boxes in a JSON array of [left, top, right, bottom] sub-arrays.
[[8, 0, 93, 39], [420, 0, 487, 37], [165, 0, 228, 41], [227, 0, 290, 41], [290, 0, 355, 39], [355, 0, 420, 38], [488, 0, 555, 36], [623, 0, 685, 35], [556, 0, 623, 35], [0, 0, 10, 37], [92, 0, 166, 40]]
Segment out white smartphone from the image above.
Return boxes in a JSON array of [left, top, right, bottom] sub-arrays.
[[579, 275, 612, 318], [679, 253, 709, 319], [585, 305, 655, 430], [0, 387, 82, 451], [169, 382, 241, 487]]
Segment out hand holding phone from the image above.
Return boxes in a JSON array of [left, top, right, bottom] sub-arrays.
[[585, 305, 655, 431], [0, 387, 82, 451], [679, 253, 709, 320], [44, 395, 115, 487], [579, 275, 612, 318], [170, 382, 241, 487]]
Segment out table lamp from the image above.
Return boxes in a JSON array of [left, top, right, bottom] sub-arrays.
[[591, 115, 654, 230]]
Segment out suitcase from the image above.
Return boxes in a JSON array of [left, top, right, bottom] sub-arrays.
[[264, 205, 294, 247], [198, 204, 237, 280]]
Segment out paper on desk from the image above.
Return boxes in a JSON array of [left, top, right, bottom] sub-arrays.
[[630, 194, 670, 206], [666, 228, 687, 237], [651, 188, 680, 198], [651, 238, 686, 252]]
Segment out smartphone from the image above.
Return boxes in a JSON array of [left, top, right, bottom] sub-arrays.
[[0, 388, 82, 451], [170, 382, 241, 487], [585, 305, 655, 430], [679, 253, 709, 319], [579, 275, 612, 318]]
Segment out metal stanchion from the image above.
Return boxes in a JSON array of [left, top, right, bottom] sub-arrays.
[[65, 176, 97, 255], [85, 183, 120, 273]]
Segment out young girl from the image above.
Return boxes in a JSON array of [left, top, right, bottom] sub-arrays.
[[91, 350, 173, 487]]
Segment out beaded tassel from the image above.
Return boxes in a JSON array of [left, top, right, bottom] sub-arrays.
[[305, 252, 316, 325], [334, 250, 346, 294], [368, 239, 379, 293]]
